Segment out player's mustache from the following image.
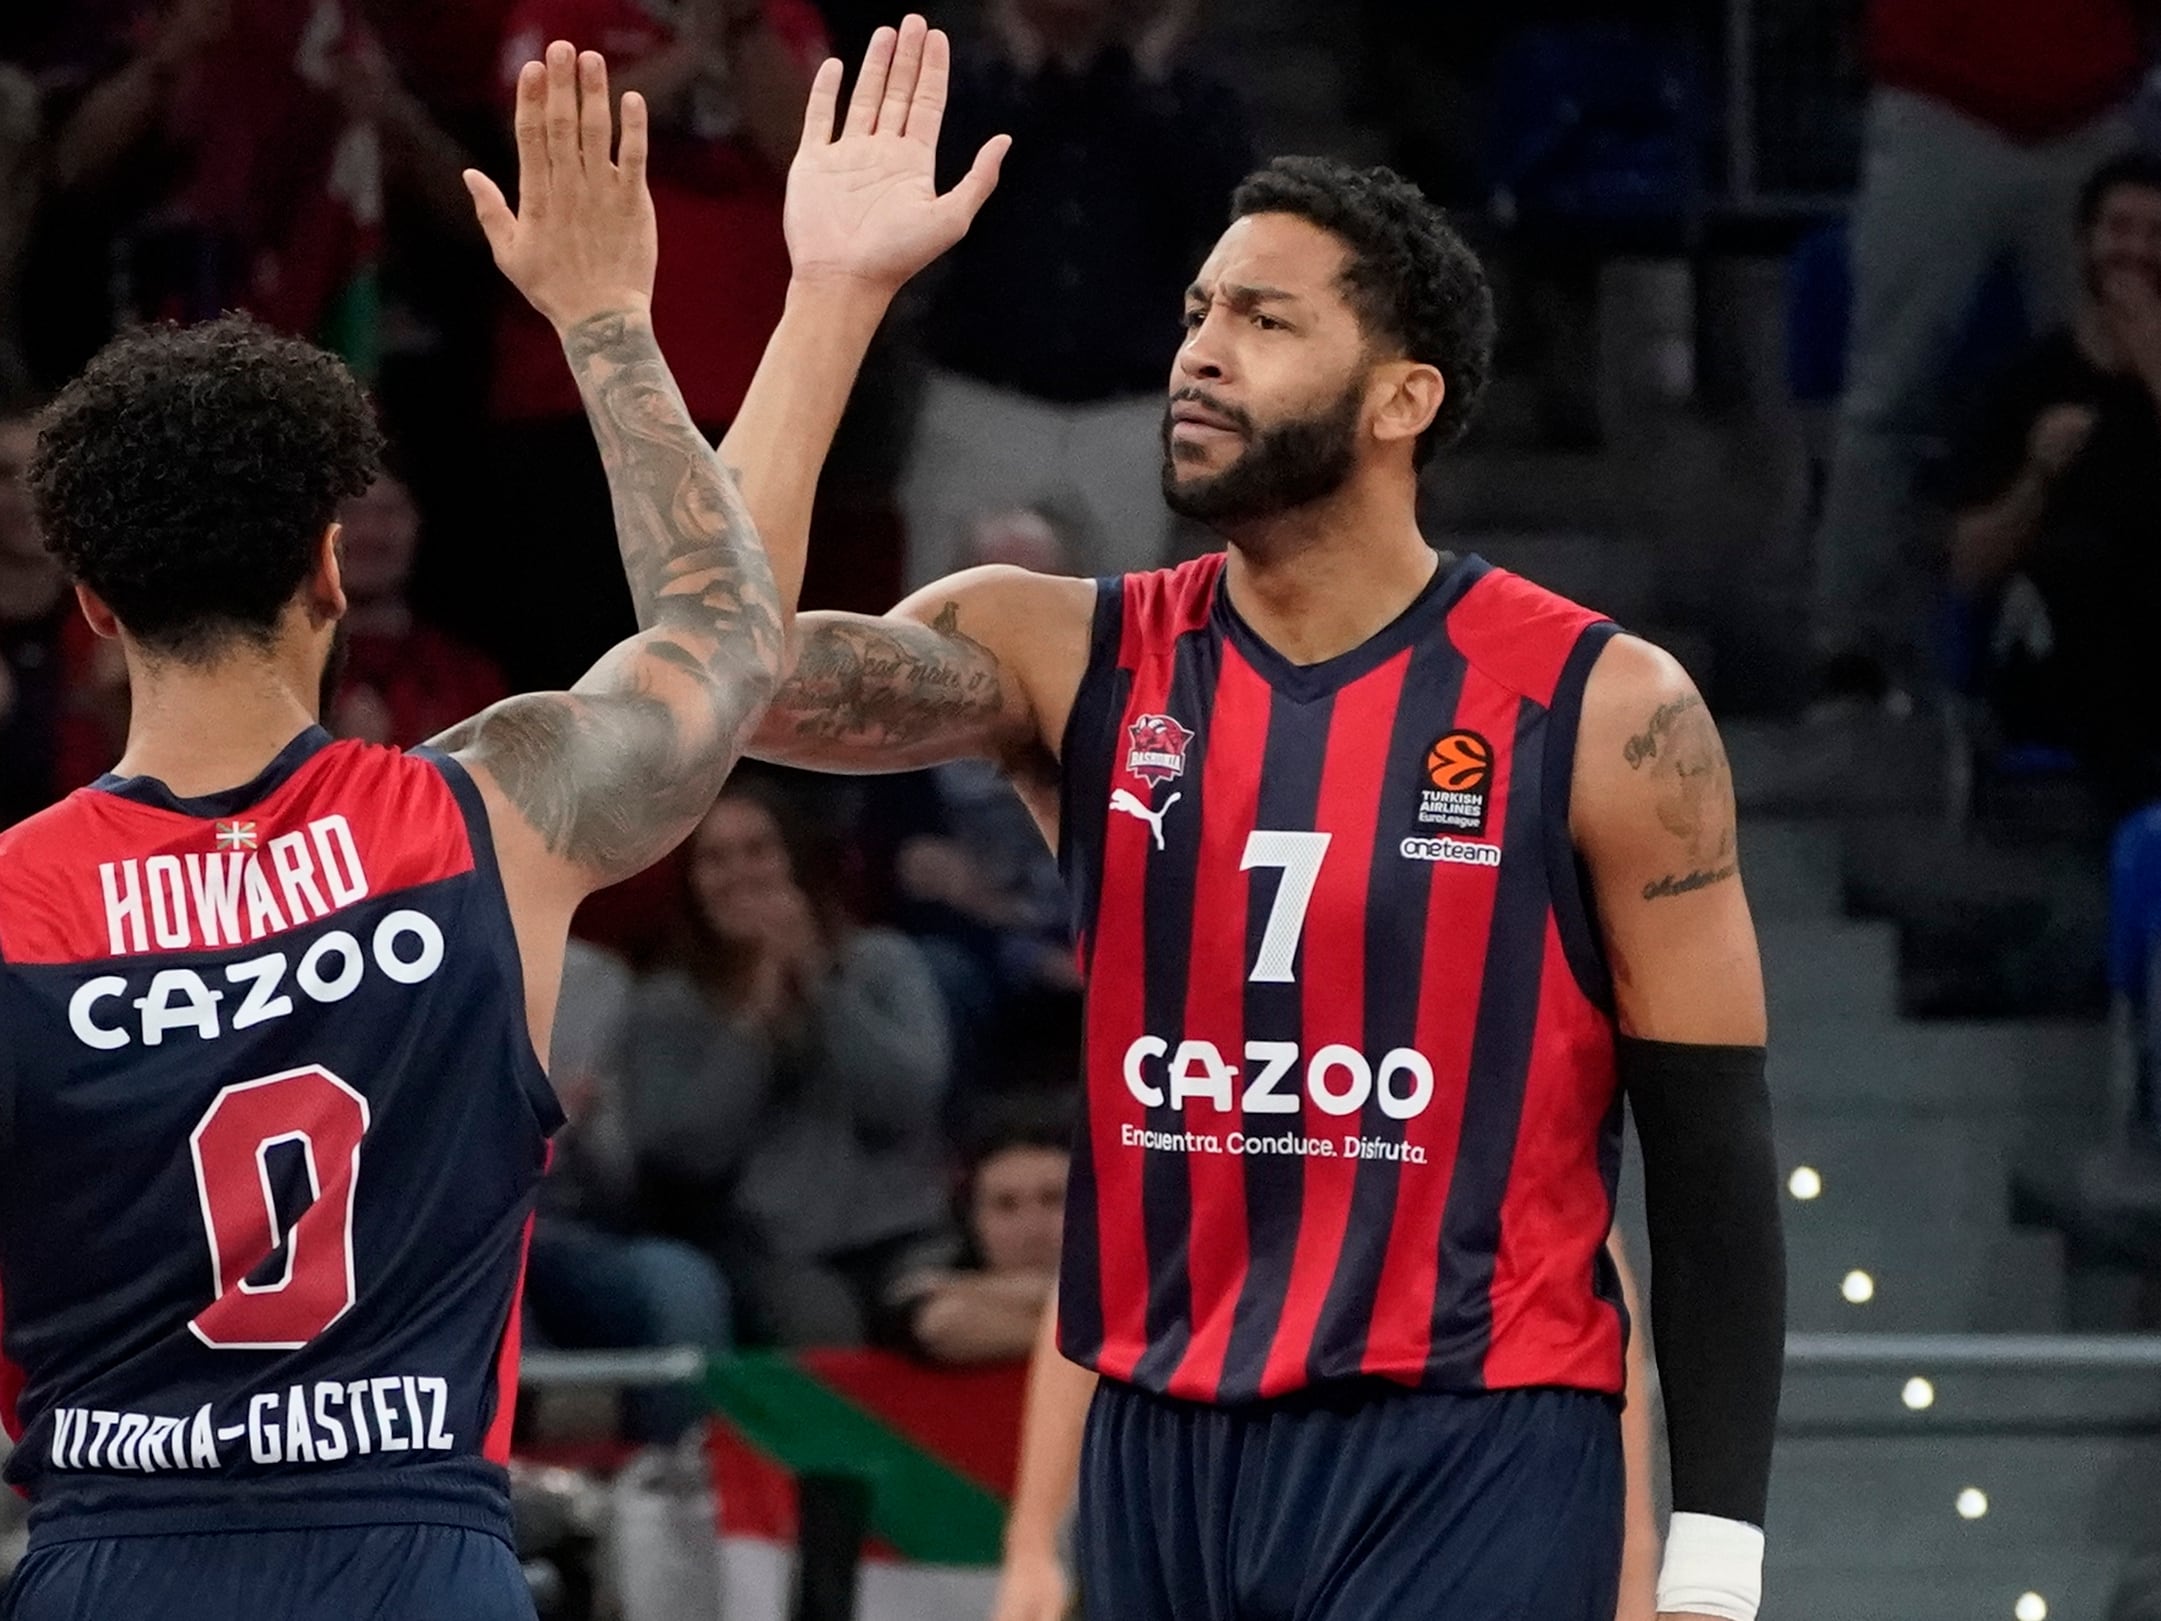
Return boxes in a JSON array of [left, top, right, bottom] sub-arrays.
[[1165, 387, 1255, 437]]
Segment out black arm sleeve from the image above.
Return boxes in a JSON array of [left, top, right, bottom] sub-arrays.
[[1620, 1036, 1786, 1528]]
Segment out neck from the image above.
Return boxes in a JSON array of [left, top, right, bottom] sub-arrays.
[[1216, 472, 1440, 666], [2075, 299, 2131, 373], [113, 649, 321, 794]]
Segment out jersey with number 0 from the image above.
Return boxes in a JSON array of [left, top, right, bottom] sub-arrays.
[[0, 727, 563, 1545], [1057, 551, 1628, 1405]]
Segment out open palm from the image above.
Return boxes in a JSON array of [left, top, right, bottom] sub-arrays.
[[784, 14, 1009, 295]]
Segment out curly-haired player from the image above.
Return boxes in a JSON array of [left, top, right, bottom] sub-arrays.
[[0, 20, 1003, 1618], [749, 154, 1788, 1621]]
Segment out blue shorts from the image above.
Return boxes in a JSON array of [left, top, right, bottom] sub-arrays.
[[1078, 1379, 1623, 1621], [1, 1523, 533, 1621]]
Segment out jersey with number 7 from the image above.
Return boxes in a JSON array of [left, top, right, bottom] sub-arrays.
[[1060, 550, 1622, 1401]]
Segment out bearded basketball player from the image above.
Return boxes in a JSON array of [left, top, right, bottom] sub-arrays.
[[746, 156, 1786, 1621]]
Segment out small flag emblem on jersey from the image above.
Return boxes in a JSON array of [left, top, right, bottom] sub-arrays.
[[215, 821, 258, 851], [1124, 714, 1194, 786]]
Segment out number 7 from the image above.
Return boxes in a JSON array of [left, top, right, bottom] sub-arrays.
[[1242, 830, 1331, 983]]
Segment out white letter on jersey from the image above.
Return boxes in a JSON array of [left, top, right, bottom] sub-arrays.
[[420, 1377, 454, 1450], [372, 911, 444, 985], [100, 860, 146, 955], [226, 953, 294, 1031], [144, 856, 191, 950], [1239, 1042, 1301, 1114], [1122, 1035, 1168, 1107], [248, 1392, 282, 1464], [134, 969, 223, 1046], [1307, 1044, 1372, 1116], [189, 1403, 220, 1468], [69, 976, 130, 1050], [312, 816, 369, 907], [269, 832, 330, 925], [296, 932, 364, 1002], [242, 860, 289, 937], [186, 854, 245, 948], [1376, 1049, 1436, 1120], [1167, 1040, 1237, 1110]]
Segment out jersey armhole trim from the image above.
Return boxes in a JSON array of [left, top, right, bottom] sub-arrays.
[[1544, 620, 1621, 1013], [1055, 575, 1128, 878], [411, 747, 567, 1137]]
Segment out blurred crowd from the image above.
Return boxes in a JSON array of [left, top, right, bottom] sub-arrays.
[[4, 0, 2161, 1426]]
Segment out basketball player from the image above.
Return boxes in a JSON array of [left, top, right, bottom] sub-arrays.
[[749, 157, 1785, 1620], [0, 23, 1000, 1617]]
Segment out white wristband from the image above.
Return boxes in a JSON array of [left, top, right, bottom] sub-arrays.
[[1655, 1512, 1764, 1621]]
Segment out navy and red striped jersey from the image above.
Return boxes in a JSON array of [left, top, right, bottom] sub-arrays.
[[0, 727, 562, 1544], [1057, 551, 1628, 1404]]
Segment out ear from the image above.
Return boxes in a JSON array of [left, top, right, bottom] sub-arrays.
[[310, 521, 348, 624], [74, 581, 122, 640], [1368, 361, 1445, 456]]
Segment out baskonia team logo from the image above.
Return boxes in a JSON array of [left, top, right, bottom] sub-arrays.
[[1417, 730, 1493, 834], [1125, 714, 1194, 786]]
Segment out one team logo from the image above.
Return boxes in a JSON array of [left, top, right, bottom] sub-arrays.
[[1415, 730, 1494, 836], [214, 821, 259, 852], [1125, 714, 1194, 786]]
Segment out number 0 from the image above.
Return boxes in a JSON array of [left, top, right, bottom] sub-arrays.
[[1242, 831, 1332, 983], [188, 1066, 370, 1351]]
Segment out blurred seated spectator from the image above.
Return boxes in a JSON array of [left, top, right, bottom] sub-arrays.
[[486, 0, 825, 692], [886, 1104, 1069, 1367], [530, 940, 733, 1445], [0, 406, 66, 828], [900, 0, 1252, 588], [1949, 154, 2161, 811], [327, 468, 509, 747], [881, 509, 1081, 1052], [1813, 0, 2138, 700], [623, 777, 955, 1347]]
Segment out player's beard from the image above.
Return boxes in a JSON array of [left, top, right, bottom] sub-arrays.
[[1160, 376, 1364, 528]]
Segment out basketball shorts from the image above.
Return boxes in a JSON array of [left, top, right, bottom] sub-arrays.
[[0, 1523, 533, 1621], [1077, 1377, 1623, 1621]]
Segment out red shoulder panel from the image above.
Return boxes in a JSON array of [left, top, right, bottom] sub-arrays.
[[0, 742, 474, 966], [1117, 553, 1225, 669], [1444, 567, 1609, 707]]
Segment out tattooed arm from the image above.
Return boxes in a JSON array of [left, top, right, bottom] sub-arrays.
[[749, 565, 1099, 778], [1571, 636, 1766, 1044]]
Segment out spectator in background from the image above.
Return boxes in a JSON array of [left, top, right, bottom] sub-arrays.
[[1949, 154, 2161, 812], [327, 467, 509, 746], [1812, 0, 2139, 704], [486, 0, 824, 691], [901, 0, 1252, 588], [623, 777, 954, 1347], [0, 406, 66, 828], [529, 941, 734, 1445], [888, 1105, 1070, 1366]]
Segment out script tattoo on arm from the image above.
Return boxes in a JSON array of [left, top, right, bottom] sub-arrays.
[[437, 312, 783, 881], [751, 600, 1017, 770], [1623, 692, 1739, 902]]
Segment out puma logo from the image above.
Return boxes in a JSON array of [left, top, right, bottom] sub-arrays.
[[1110, 789, 1180, 850]]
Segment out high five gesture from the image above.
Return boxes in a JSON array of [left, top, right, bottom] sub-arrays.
[[785, 16, 1010, 295]]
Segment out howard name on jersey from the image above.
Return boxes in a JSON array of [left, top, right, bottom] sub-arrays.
[[0, 731, 559, 1540]]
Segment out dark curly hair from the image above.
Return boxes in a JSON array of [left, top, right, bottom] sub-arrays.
[[1229, 157, 1495, 461], [28, 314, 383, 660]]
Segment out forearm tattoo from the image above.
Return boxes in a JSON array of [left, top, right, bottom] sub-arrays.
[[1624, 693, 1739, 902], [766, 601, 1007, 756], [440, 312, 782, 878]]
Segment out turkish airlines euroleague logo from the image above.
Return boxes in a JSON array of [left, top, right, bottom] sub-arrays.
[[1125, 714, 1194, 786], [1416, 730, 1493, 835]]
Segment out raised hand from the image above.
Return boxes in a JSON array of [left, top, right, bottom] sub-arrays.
[[463, 43, 658, 333], [783, 14, 1010, 296]]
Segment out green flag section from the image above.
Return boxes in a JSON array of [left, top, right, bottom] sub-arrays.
[[706, 1351, 1022, 1566]]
